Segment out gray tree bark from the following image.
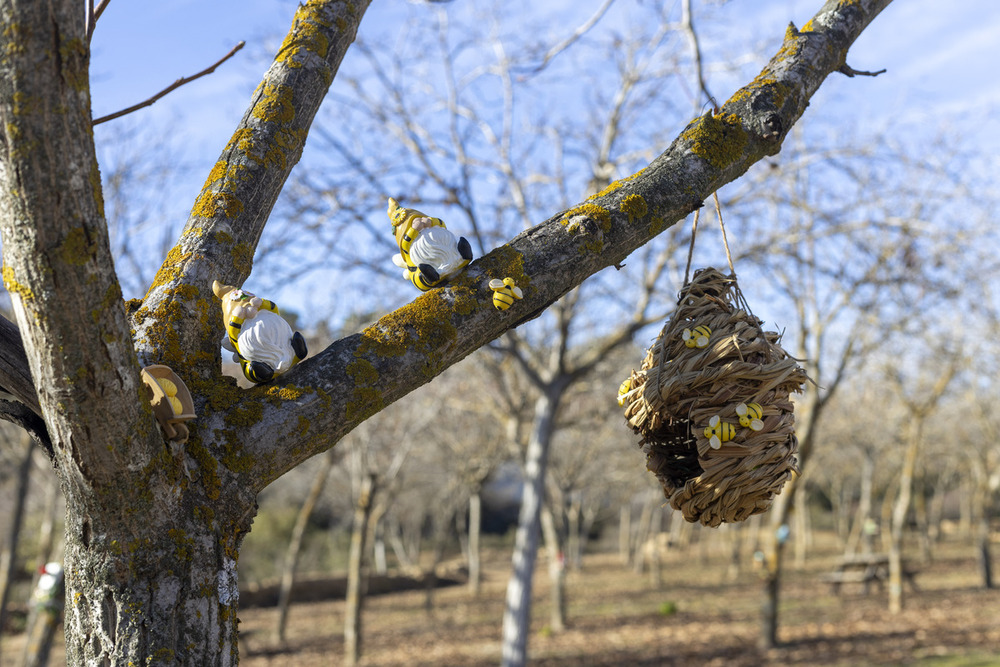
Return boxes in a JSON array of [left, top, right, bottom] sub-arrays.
[[501, 384, 565, 667], [0, 0, 895, 662], [344, 472, 377, 666]]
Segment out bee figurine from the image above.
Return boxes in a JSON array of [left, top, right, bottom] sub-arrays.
[[388, 198, 473, 291], [489, 277, 523, 311], [617, 378, 632, 407], [736, 402, 764, 431], [683, 324, 711, 349], [704, 415, 736, 449]]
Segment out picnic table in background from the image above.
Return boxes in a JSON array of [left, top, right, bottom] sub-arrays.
[[820, 553, 920, 595]]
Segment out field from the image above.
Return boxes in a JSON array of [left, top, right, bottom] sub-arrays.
[[4, 533, 999, 666], [236, 536, 1000, 667]]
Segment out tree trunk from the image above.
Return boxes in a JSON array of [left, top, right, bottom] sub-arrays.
[[344, 473, 377, 667], [978, 515, 994, 590], [976, 484, 994, 589], [274, 449, 336, 644], [577, 503, 599, 568], [0, 433, 32, 659], [468, 489, 482, 596], [501, 383, 565, 667], [61, 484, 257, 666], [889, 421, 921, 614], [632, 493, 656, 574], [619, 505, 631, 566], [793, 480, 810, 567], [845, 453, 874, 555], [566, 496, 582, 570], [759, 484, 793, 649], [373, 519, 388, 575], [760, 379, 822, 649], [540, 505, 566, 632]]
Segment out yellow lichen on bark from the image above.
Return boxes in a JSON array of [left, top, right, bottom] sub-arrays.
[[680, 112, 748, 171], [253, 83, 296, 125], [621, 194, 648, 223], [275, 1, 333, 68]]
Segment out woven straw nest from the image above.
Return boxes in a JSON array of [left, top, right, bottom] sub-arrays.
[[619, 267, 808, 527]]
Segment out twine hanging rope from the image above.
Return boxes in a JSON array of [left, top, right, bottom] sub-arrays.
[[683, 192, 735, 286], [619, 199, 808, 527]]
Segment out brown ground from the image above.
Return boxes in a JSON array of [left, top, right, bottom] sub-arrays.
[[4, 534, 999, 666], [237, 535, 1000, 667]]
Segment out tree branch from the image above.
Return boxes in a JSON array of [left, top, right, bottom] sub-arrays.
[[0, 398, 53, 457], [0, 314, 40, 415], [217, 0, 895, 488], [131, 0, 372, 382], [92, 41, 246, 125]]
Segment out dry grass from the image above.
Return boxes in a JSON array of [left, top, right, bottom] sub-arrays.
[[3, 532, 999, 666], [238, 534, 1000, 666]]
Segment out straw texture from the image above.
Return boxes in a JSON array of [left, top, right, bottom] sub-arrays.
[[620, 268, 808, 527]]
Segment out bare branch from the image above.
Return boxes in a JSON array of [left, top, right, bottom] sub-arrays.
[[93, 41, 246, 125], [520, 0, 617, 75], [681, 0, 717, 114], [86, 0, 111, 43], [838, 64, 886, 78], [0, 314, 40, 415]]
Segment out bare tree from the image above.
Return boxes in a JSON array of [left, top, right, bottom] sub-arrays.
[[738, 126, 972, 648], [0, 0, 895, 662], [884, 349, 959, 613]]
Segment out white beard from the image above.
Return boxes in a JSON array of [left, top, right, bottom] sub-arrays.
[[238, 309, 296, 372], [407, 227, 465, 277]]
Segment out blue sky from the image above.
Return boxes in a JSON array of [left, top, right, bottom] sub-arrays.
[[86, 0, 1000, 313], [90, 0, 1000, 152]]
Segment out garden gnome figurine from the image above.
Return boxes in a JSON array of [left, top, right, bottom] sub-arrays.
[[388, 197, 473, 291], [212, 280, 307, 384]]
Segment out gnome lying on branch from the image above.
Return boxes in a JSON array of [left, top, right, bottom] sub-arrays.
[[388, 197, 473, 291], [212, 280, 307, 384]]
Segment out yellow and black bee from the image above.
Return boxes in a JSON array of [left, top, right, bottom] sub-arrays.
[[736, 402, 764, 431], [683, 324, 711, 349], [489, 277, 523, 311], [617, 378, 632, 407], [704, 415, 736, 449]]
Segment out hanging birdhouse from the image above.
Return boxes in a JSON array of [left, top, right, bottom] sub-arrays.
[[618, 267, 808, 527]]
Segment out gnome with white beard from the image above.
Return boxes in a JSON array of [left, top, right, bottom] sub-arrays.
[[388, 197, 473, 291], [212, 280, 307, 384]]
